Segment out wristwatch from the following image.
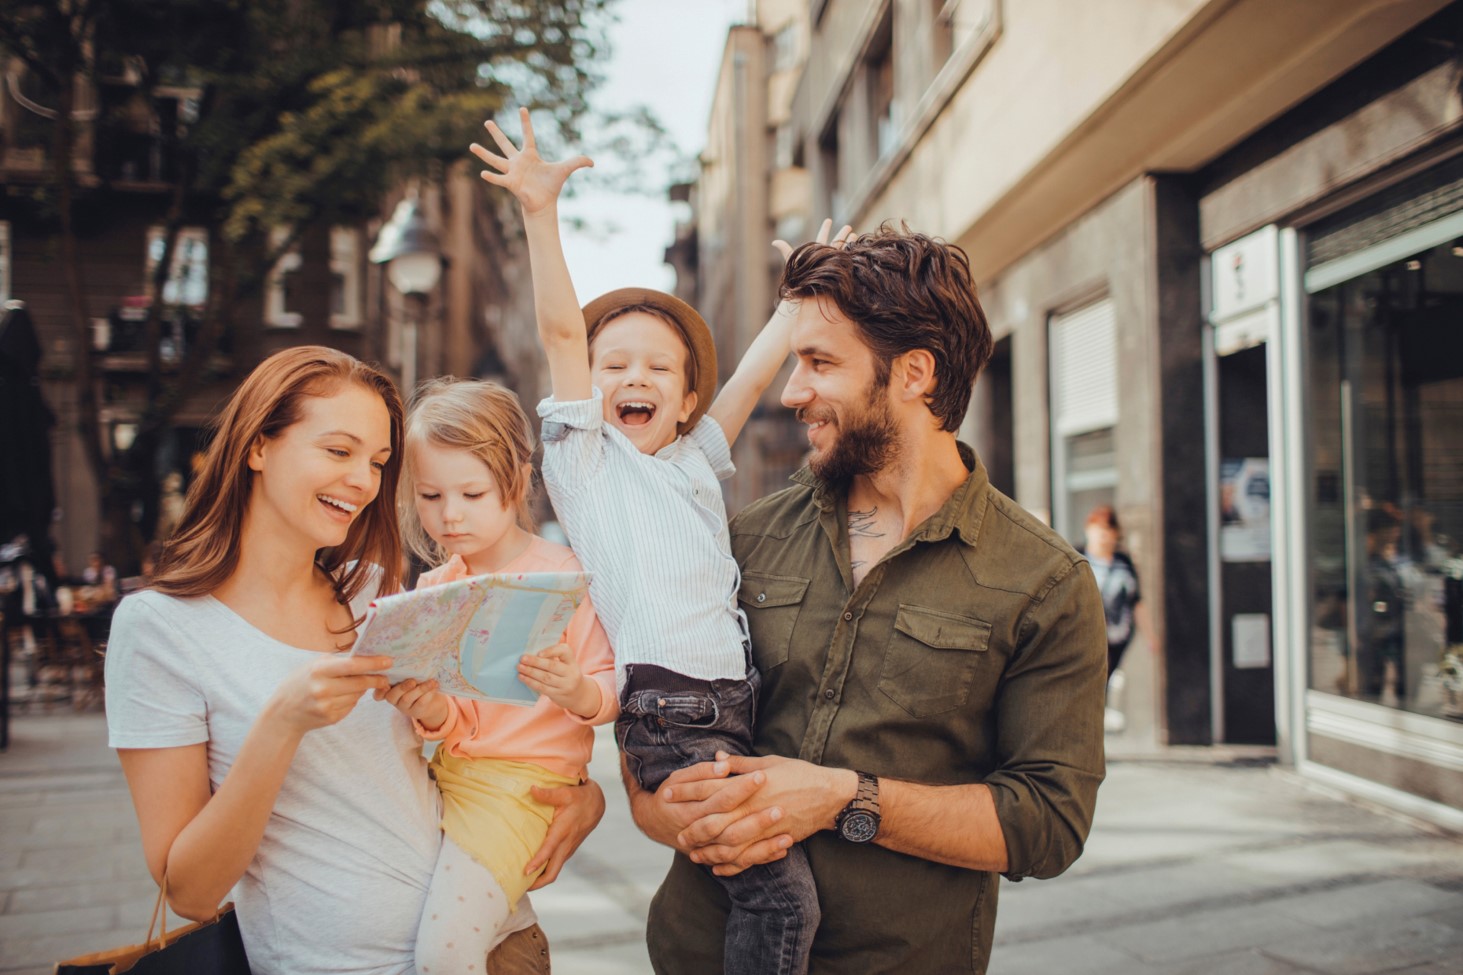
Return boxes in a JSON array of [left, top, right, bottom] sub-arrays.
[[835, 771, 881, 843]]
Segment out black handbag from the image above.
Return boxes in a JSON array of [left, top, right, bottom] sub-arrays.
[[54, 877, 249, 975]]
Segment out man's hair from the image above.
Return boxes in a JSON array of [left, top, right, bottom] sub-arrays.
[[778, 224, 994, 432]]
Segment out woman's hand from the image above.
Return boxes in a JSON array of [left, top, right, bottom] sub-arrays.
[[374, 677, 450, 732], [472, 107, 593, 216], [268, 653, 393, 736], [518, 643, 598, 718], [524, 778, 606, 890]]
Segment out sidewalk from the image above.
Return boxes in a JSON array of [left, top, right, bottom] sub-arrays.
[[2, 709, 1461, 975]]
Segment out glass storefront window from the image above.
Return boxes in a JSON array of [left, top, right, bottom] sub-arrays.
[[1308, 239, 1463, 721]]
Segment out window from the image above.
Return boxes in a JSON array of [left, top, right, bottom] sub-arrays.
[[0, 222, 9, 303], [772, 22, 799, 73], [265, 228, 304, 328], [144, 226, 209, 307], [820, 116, 843, 224], [1308, 239, 1463, 719], [330, 227, 362, 329], [774, 124, 796, 171], [866, 10, 897, 161], [932, 0, 957, 66], [1049, 297, 1118, 540]]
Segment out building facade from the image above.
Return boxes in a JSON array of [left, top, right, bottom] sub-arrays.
[[690, 0, 814, 514], [681, 0, 1463, 827]]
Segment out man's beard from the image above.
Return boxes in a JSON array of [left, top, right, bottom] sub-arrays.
[[801, 380, 901, 482]]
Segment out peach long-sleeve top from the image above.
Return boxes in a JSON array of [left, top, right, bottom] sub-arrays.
[[417, 535, 617, 781]]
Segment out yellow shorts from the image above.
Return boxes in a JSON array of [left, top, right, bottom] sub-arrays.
[[430, 751, 579, 909]]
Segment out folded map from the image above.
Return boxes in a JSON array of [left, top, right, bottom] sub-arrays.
[[352, 571, 589, 705]]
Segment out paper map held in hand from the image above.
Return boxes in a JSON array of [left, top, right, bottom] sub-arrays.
[[351, 571, 589, 705]]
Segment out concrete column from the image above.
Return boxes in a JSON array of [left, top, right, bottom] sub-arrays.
[[1146, 174, 1210, 744]]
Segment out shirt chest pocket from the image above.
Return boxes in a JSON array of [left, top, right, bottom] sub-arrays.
[[878, 605, 993, 717], [737, 572, 809, 672]]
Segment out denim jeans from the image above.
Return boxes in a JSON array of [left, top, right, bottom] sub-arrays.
[[618, 663, 820, 975]]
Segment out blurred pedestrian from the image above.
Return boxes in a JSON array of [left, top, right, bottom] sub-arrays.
[[155, 470, 186, 544], [82, 551, 118, 602], [1079, 505, 1148, 733]]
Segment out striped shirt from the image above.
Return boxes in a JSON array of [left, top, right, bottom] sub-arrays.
[[537, 389, 749, 690]]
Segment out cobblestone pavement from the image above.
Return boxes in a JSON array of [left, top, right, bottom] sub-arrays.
[[3, 709, 1461, 974]]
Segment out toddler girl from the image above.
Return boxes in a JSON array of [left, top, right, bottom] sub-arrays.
[[379, 377, 617, 974]]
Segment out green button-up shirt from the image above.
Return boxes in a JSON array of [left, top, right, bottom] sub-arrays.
[[646, 446, 1107, 974]]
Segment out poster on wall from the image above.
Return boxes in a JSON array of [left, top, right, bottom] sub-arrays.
[[1220, 457, 1271, 562], [1232, 613, 1272, 670]]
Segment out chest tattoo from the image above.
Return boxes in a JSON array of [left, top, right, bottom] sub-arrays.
[[848, 507, 885, 538]]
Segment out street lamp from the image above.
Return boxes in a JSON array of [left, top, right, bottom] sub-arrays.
[[370, 192, 442, 393]]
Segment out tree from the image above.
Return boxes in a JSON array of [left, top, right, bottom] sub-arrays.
[[0, 0, 631, 571]]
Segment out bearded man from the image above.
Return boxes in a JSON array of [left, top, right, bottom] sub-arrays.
[[624, 225, 1109, 974]]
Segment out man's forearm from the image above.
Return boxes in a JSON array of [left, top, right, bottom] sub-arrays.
[[877, 779, 1009, 873], [701, 756, 1008, 874], [708, 301, 797, 445]]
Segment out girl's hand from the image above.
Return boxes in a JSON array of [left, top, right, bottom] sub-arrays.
[[525, 778, 606, 890], [374, 677, 450, 732], [269, 654, 393, 735], [518, 642, 597, 718], [472, 107, 593, 216], [417, 554, 469, 590]]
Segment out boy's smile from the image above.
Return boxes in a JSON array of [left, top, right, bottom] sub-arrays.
[[591, 311, 698, 455]]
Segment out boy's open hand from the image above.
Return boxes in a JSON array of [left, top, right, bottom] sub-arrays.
[[472, 107, 592, 215], [772, 216, 854, 263]]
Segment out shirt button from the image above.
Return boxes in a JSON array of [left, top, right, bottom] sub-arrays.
[[824, 689, 835, 700], [757, 593, 766, 603], [843, 612, 853, 621]]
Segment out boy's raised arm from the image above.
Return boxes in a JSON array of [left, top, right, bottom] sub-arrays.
[[473, 108, 594, 403], [709, 219, 852, 446]]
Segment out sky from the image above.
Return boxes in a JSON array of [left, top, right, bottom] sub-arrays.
[[557, 0, 750, 301]]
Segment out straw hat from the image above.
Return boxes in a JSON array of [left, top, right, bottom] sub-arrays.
[[582, 287, 718, 434]]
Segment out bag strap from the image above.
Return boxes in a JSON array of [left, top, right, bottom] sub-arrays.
[[144, 875, 170, 949], [145, 872, 227, 948]]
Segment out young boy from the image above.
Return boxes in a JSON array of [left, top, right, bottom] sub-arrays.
[[472, 109, 846, 975]]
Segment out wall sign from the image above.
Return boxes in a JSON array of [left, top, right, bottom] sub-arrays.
[[1210, 225, 1278, 325]]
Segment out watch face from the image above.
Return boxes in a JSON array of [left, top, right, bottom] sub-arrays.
[[840, 809, 879, 843]]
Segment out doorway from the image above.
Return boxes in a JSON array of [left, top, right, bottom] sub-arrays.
[[1211, 342, 1278, 744]]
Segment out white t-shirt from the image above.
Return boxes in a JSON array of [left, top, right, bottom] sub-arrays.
[[104, 574, 442, 975], [537, 389, 750, 689]]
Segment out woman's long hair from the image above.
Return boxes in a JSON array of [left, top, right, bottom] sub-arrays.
[[400, 377, 537, 568], [151, 346, 405, 606]]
